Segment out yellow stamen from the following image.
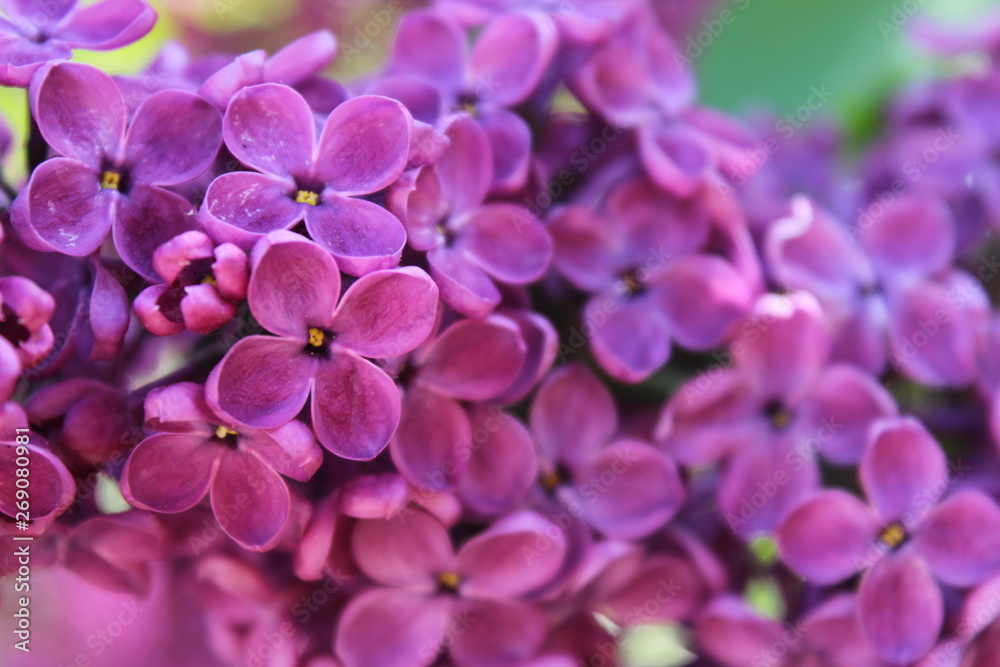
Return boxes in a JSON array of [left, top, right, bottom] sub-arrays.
[[437, 571, 461, 590], [295, 190, 319, 206], [879, 522, 906, 549], [308, 327, 326, 347], [101, 171, 121, 190], [215, 425, 237, 439], [540, 470, 561, 492], [201, 274, 218, 287]]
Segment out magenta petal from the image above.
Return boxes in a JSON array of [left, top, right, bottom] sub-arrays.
[[735, 291, 830, 404], [143, 381, 216, 432], [248, 231, 340, 337], [460, 203, 552, 284], [333, 266, 438, 358], [775, 490, 881, 584], [180, 283, 236, 334], [125, 90, 222, 185], [12, 157, 110, 256], [587, 293, 672, 383], [240, 420, 322, 483], [86, 260, 129, 360], [457, 407, 536, 516], [391, 387, 470, 490], [451, 599, 546, 667], [304, 196, 407, 275], [435, 114, 492, 216], [224, 83, 316, 178], [418, 316, 525, 401], [653, 254, 752, 350], [352, 510, 454, 588], [340, 473, 409, 520], [388, 11, 466, 94], [113, 184, 199, 279], [201, 171, 301, 246], [471, 11, 556, 106], [458, 511, 566, 598], [427, 246, 501, 318], [531, 363, 616, 468], [860, 416, 948, 523], [718, 436, 820, 536], [570, 441, 685, 539], [697, 596, 783, 666], [120, 433, 219, 512], [335, 589, 450, 667], [796, 364, 898, 466], [211, 449, 290, 550], [30, 61, 125, 166], [58, 0, 157, 50], [315, 95, 412, 195], [478, 107, 532, 192], [311, 351, 400, 460], [859, 554, 943, 664], [206, 335, 314, 429], [638, 123, 711, 197], [862, 193, 955, 282], [263, 30, 336, 84], [886, 271, 988, 388], [0, 440, 75, 522], [914, 490, 1000, 588]]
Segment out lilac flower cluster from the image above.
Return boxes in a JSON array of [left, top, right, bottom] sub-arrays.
[[1, 1, 1000, 665]]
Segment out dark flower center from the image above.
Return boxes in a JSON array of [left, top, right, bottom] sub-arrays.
[[0, 304, 30, 346], [436, 571, 462, 594], [763, 399, 793, 431], [457, 93, 478, 115], [877, 521, 908, 551], [99, 162, 132, 195], [304, 326, 334, 359], [620, 270, 646, 298], [212, 425, 239, 448], [540, 463, 571, 493], [156, 257, 218, 324]]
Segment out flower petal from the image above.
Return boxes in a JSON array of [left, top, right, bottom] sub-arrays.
[[311, 351, 400, 460], [470, 11, 556, 107], [30, 61, 125, 166], [332, 266, 439, 358], [352, 509, 454, 588], [914, 490, 1000, 588], [457, 407, 536, 516], [427, 246, 501, 318], [451, 599, 547, 667], [240, 419, 322, 483], [247, 231, 340, 337], [11, 157, 110, 256], [211, 448, 290, 550], [860, 416, 948, 524], [113, 184, 200, 280], [304, 194, 406, 275], [435, 113, 492, 216], [569, 440, 685, 539], [57, 0, 157, 50], [124, 90, 222, 186], [862, 193, 955, 283], [315, 95, 412, 196], [587, 292, 672, 383], [120, 433, 219, 513], [530, 363, 616, 468], [224, 83, 315, 178], [459, 203, 552, 284], [206, 335, 314, 429], [418, 316, 525, 401], [391, 387, 470, 490], [457, 511, 566, 598], [775, 490, 881, 584], [335, 589, 450, 667], [858, 553, 943, 665], [201, 171, 302, 248]]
